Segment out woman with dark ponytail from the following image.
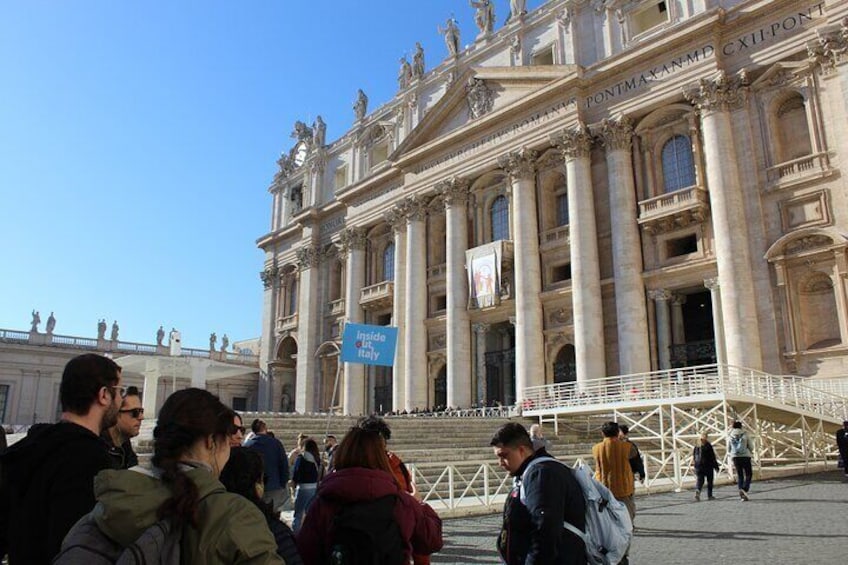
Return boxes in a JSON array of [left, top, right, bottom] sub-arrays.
[[56, 388, 284, 564]]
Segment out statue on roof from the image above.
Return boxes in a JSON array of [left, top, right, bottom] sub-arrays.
[[291, 120, 313, 145], [30, 310, 41, 333], [97, 319, 107, 340], [470, 1, 495, 36], [398, 56, 413, 90], [46, 312, 56, 334], [156, 325, 165, 346], [413, 42, 425, 79], [312, 115, 326, 147], [354, 89, 368, 121], [209, 332, 217, 352], [110, 320, 119, 341], [508, 0, 527, 23], [221, 334, 229, 352], [438, 17, 461, 57]]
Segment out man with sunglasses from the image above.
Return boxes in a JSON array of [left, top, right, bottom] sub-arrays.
[[0, 353, 122, 564], [102, 386, 142, 469]]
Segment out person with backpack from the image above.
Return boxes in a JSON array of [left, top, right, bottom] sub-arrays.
[[221, 447, 303, 565], [295, 426, 442, 565], [54, 388, 284, 564], [490, 422, 588, 565], [728, 420, 754, 501], [692, 432, 720, 501]]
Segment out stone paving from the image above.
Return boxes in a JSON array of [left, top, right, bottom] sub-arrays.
[[429, 471, 848, 564]]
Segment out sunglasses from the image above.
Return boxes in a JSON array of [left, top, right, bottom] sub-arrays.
[[119, 408, 144, 419], [233, 426, 246, 435]]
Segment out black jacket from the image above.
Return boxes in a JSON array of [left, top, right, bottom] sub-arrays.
[[498, 453, 587, 565], [693, 442, 720, 473], [626, 440, 645, 481], [101, 431, 139, 470], [0, 421, 110, 564]]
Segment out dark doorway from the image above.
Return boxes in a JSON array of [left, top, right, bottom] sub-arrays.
[[553, 344, 577, 383], [434, 366, 447, 409], [374, 367, 393, 414], [671, 290, 717, 367]]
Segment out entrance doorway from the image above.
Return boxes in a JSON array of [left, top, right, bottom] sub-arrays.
[[434, 366, 447, 409], [374, 367, 393, 414], [671, 290, 716, 367], [483, 322, 515, 406], [553, 344, 577, 383]]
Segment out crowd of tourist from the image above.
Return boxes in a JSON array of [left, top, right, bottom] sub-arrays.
[[0, 352, 841, 564]]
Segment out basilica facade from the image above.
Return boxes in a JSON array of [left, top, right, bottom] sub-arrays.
[[257, 0, 848, 415]]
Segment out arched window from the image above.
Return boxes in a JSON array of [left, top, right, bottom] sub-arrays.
[[777, 94, 812, 162], [661, 135, 696, 193], [553, 345, 577, 383], [491, 196, 509, 241], [383, 242, 395, 282], [799, 274, 841, 349]]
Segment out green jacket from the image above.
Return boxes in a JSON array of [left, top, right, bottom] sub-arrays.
[[92, 466, 284, 565]]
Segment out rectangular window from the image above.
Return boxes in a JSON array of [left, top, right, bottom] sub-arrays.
[[334, 166, 348, 190], [0, 384, 8, 422], [551, 264, 572, 283], [431, 294, 447, 315], [232, 397, 247, 412], [631, 1, 669, 36], [376, 313, 392, 326], [531, 46, 555, 66], [556, 193, 569, 226], [666, 234, 698, 258]]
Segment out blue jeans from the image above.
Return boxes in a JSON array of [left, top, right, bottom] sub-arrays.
[[695, 469, 715, 497], [733, 457, 752, 492], [292, 483, 317, 532]]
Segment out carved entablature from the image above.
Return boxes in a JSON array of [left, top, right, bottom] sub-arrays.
[[785, 234, 833, 254], [498, 147, 538, 182], [684, 70, 750, 114], [296, 245, 322, 270], [338, 227, 367, 256], [466, 77, 494, 120], [596, 116, 634, 152], [550, 122, 593, 160], [435, 177, 471, 207]]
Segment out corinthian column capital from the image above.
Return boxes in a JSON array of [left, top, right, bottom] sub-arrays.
[[338, 226, 367, 256], [497, 147, 538, 182], [384, 206, 407, 233], [402, 195, 428, 222], [648, 288, 673, 302], [704, 276, 720, 291], [296, 245, 322, 271], [435, 176, 471, 207], [550, 121, 593, 160], [596, 116, 634, 152], [684, 69, 750, 114]]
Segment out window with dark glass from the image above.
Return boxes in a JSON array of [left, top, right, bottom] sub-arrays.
[[491, 196, 509, 241], [556, 193, 569, 226], [661, 135, 696, 193], [383, 242, 395, 281]]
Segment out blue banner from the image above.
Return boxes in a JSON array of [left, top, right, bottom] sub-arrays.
[[340, 323, 398, 367]]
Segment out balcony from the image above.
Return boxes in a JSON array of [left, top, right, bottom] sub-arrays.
[[328, 298, 345, 316], [360, 281, 394, 311], [539, 225, 570, 251], [276, 313, 298, 333], [766, 152, 831, 191], [638, 186, 710, 235]]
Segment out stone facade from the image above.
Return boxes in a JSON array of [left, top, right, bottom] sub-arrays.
[[257, 0, 848, 415]]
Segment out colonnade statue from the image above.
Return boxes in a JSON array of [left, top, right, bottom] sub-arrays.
[[438, 17, 461, 57], [45, 312, 56, 334], [30, 310, 40, 333]]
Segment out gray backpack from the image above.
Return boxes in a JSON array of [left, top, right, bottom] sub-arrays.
[[52, 512, 181, 565]]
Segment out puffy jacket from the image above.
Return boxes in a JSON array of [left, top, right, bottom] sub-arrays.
[[90, 465, 283, 564], [295, 467, 442, 565], [728, 429, 753, 458]]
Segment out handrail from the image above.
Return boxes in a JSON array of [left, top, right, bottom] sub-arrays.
[[522, 364, 848, 421]]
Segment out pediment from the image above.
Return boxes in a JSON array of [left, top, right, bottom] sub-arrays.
[[751, 61, 810, 90], [392, 65, 578, 162]]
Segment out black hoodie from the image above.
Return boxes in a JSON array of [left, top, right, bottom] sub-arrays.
[[0, 421, 110, 564]]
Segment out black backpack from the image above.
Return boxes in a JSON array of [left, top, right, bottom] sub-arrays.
[[328, 495, 405, 565]]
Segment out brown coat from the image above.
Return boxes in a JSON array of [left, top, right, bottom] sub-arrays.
[[592, 438, 635, 499]]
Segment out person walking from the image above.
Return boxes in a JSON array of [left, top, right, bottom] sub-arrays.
[[836, 420, 848, 477], [728, 421, 754, 501], [244, 418, 290, 514], [592, 421, 637, 522], [291, 438, 324, 532], [618, 425, 645, 484], [693, 432, 720, 501]]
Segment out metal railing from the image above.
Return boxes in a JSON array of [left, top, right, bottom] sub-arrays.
[[522, 364, 848, 422]]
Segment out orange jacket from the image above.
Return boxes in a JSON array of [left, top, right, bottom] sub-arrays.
[[592, 438, 635, 499]]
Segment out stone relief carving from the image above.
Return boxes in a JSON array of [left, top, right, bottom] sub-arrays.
[[596, 115, 634, 152], [353, 89, 368, 121], [684, 69, 750, 114], [550, 121, 593, 160], [466, 77, 494, 119], [432, 333, 447, 349], [549, 307, 571, 325], [786, 235, 833, 253], [497, 147, 538, 181], [438, 17, 461, 57]]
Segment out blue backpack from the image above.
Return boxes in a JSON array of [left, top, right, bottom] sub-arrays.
[[520, 458, 633, 565]]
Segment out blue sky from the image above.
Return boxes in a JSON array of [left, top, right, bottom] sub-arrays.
[[0, 0, 544, 348]]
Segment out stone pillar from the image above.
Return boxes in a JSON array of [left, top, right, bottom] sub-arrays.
[[309, 149, 326, 207], [437, 177, 472, 409], [142, 359, 160, 417], [671, 294, 686, 345], [649, 289, 673, 370], [340, 227, 367, 415], [386, 208, 407, 411], [497, 148, 544, 401], [259, 265, 279, 411], [597, 117, 651, 375], [551, 123, 606, 382], [704, 277, 726, 366], [294, 242, 321, 412], [687, 72, 762, 369], [473, 323, 490, 405], [404, 197, 429, 410]]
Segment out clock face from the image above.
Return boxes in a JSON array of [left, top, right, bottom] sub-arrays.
[[294, 143, 308, 166]]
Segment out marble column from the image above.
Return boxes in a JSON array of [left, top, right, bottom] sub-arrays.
[[497, 148, 545, 401], [649, 289, 673, 370], [671, 294, 686, 346], [437, 177, 472, 409], [597, 117, 651, 375], [386, 208, 407, 411], [551, 123, 606, 382], [294, 241, 321, 412], [473, 323, 490, 405], [704, 277, 726, 366], [403, 197, 429, 410], [259, 264, 279, 411], [340, 227, 367, 415], [687, 72, 762, 369]]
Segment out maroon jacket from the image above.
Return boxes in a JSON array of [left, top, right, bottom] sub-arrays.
[[295, 467, 443, 564]]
